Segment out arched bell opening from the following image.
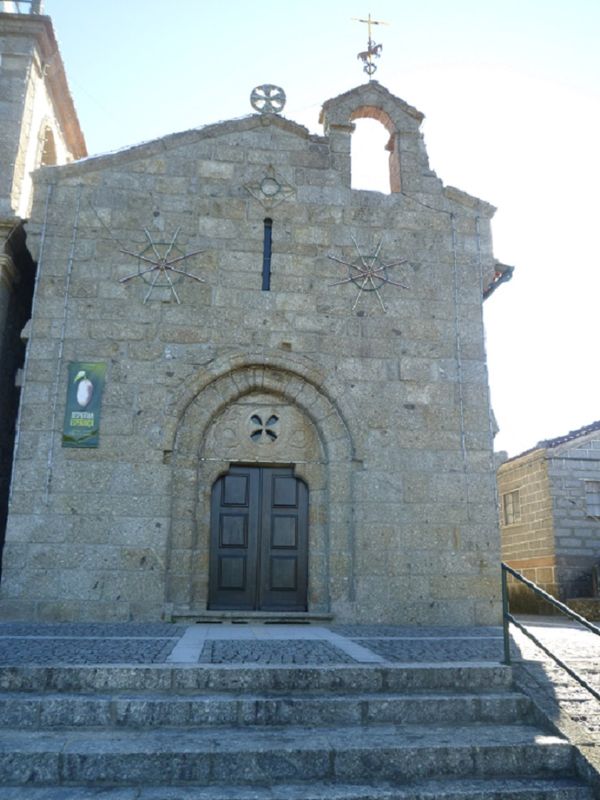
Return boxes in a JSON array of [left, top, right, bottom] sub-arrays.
[[350, 105, 401, 193], [351, 117, 392, 193]]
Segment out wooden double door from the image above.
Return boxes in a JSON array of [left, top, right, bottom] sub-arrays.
[[208, 466, 308, 611]]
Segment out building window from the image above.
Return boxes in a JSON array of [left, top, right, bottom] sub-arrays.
[[584, 481, 600, 518], [261, 218, 272, 291], [502, 490, 521, 525]]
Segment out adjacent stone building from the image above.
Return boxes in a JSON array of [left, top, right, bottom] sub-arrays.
[[499, 420, 600, 606], [0, 1, 85, 570], [0, 5, 507, 624]]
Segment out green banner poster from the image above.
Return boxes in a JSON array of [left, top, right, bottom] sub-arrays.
[[62, 362, 107, 448]]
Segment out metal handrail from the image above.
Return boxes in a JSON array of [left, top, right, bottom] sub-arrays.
[[501, 562, 600, 703]]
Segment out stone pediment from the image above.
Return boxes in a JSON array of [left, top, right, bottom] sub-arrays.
[[33, 113, 319, 180]]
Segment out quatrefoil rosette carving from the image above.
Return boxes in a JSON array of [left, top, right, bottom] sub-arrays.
[[202, 400, 319, 462], [250, 413, 279, 443]]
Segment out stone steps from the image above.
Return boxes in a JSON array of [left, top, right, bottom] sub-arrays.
[[0, 690, 530, 729], [0, 780, 593, 800], [0, 662, 593, 797], [0, 723, 576, 785], [0, 663, 514, 693]]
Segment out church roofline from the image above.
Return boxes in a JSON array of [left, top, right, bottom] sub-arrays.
[[32, 113, 318, 180], [443, 186, 496, 218], [0, 12, 86, 160]]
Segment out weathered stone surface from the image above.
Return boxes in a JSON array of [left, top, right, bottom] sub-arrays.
[[1, 75, 502, 624]]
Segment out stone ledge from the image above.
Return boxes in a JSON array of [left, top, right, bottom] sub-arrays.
[[170, 609, 334, 624]]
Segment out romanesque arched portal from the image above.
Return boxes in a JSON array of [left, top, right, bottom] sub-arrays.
[[164, 361, 355, 619]]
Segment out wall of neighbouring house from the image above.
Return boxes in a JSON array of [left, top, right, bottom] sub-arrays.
[[547, 434, 600, 598], [498, 449, 558, 605]]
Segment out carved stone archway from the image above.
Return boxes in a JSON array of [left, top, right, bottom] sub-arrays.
[[164, 363, 355, 619]]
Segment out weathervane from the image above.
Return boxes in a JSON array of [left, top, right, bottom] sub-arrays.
[[354, 13, 388, 79]]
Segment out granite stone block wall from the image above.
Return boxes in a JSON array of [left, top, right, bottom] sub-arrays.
[[0, 82, 502, 624]]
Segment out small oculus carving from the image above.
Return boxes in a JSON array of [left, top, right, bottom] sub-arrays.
[[120, 227, 205, 304], [250, 84, 286, 115], [245, 165, 295, 210], [250, 413, 279, 442], [328, 236, 409, 313]]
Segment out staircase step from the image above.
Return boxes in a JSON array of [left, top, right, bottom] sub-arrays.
[[0, 690, 530, 729], [0, 663, 513, 694], [0, 778, 593, 799], [0, 724, 574, 786]]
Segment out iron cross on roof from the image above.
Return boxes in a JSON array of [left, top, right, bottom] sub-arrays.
[[353, 13, 389, 78]]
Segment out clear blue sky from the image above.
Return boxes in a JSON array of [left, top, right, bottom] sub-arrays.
[[44, 0, 600, 456]]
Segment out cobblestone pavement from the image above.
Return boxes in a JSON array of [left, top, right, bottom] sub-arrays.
[[0, 622, 505, 666], [332, 625, 502, 637], [0, 623, 510, 665], [0, 623, 183, 665], [0, 623, 186, 637], [0, 638, 177, 665], [353, 636, 504, 662], [198, 640, 356, 664]]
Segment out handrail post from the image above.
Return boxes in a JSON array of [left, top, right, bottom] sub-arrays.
[[501, 564, 511, 665]]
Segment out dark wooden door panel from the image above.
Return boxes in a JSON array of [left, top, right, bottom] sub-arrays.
[[218, 555, 246, 590], [222, 474, 249, 506], [259, 468, 308, 611], [208, 466, 259, 610], [209, 466, 308, 612], [271, 515, 297, 548], [272, 475, 298, 507], [219, 514, 247, 547], [269, 556, 297, 591]]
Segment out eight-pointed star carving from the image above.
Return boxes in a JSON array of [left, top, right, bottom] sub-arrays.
[[328, 236, 409, 312], [120, 227, 205, 304]]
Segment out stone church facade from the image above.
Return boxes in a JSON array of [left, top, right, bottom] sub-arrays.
[[0, 7, 504, 624]]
